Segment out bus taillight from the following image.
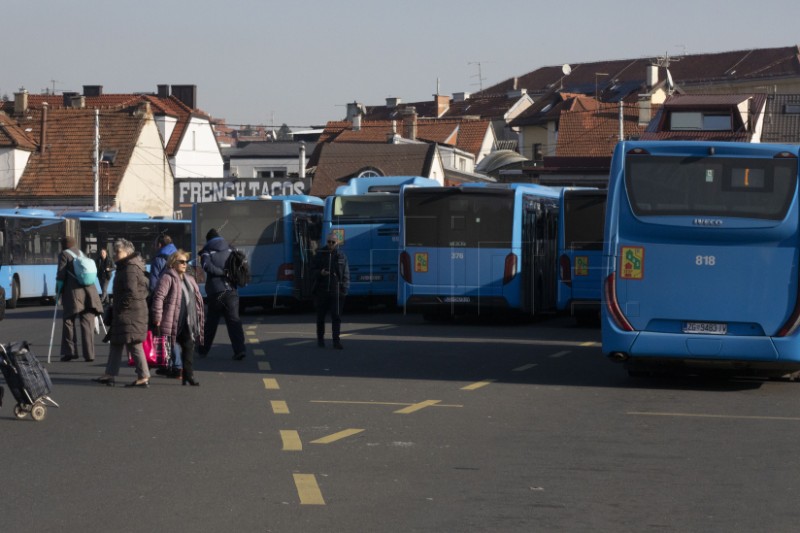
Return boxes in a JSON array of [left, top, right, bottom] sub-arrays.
[[277, 263, 294, 281], [399, 251, 412, 283], [559, 254, 572, 287], [604, 273, 633, 331], [503, 253, 517, 285], [777, 293, 800, 337]]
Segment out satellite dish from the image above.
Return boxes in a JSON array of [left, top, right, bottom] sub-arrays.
[[666, 68, 675, 93], [562, 64, 572, 76]]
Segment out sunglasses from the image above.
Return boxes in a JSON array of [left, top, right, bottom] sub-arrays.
[[175, 260, 188, 265], [327, 240, 337, 244]]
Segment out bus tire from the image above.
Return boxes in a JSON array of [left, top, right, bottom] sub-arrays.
[[7, 278, 19, 309]]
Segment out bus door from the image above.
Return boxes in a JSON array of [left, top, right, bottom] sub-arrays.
[[523, 198, 559, 314], [292, 212, 321, 300]]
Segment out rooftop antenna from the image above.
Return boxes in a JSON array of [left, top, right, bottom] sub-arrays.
[[654, 51, 680, 95], [468, 61, 490, 91]]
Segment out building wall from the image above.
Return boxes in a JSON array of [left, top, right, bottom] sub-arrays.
[[171, 117, 223, 178], [0, 148, 31, 190], [227, 155, 306, 179], [115, 119, 175, 217]]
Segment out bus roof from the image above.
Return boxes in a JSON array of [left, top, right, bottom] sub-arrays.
[[616, 140, 800, 158], [335, 176, 438, 195], [454, 182, 561, 198], [0, 208, 59, 218], [222, 195, 324, 205]]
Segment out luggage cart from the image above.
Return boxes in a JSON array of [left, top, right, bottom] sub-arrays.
[[0, 342, 59, 421]]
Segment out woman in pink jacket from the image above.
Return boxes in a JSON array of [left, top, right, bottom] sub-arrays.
[[150, 250, 205, 386]]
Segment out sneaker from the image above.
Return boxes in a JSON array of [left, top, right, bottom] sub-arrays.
[[317, 339, 325, 348], [233, 352, 246, 361], [333, 341, 343, 350]]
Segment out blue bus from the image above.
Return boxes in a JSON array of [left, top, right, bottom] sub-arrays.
[[602, 140, 800, 376], [398, 183, 560, 319], [192, 195, 323, 309], [0, 209, 65, 308], [323, 176, 438, 304], [557, 188, 607, 323]]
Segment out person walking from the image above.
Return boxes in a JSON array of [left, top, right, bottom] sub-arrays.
[[92, 239, 151, 388], [57, 236, 103, 362], [150, 250, 204, 386], [198, 229, 247, 360], [311, 231, 350, 349], [95, 248, 115, 304], [149, 234, 182, 378]]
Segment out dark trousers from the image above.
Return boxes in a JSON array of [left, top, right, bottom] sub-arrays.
[[315, 292, 345, 341], [176, 327, 195, 380], [202, 290, 246, 356], [99, 279, 110, 303], [61, 311, 96, 360]]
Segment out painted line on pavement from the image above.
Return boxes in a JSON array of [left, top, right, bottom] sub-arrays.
[[461, 379, 496, 391], [280, 430, 303, 451], [628, 411, 800, 421], [580, 341, 599, 347], [311, 428, 364, 444], [253, 348, 266, 356], [513, 363, 538, 372], [394, 400, 441, 414], [549, 350, 570, 358], [310, 400, 462, 409], [271, 400, 290, 414], [263, 378, 280, 390], [293, 474, 325, 505], [246, 330, 257, 336], [248, 337, 260, 344], [258, 361, 272, 372]]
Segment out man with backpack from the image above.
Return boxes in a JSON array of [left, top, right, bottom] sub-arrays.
[[57, 236, 103, 362], [198, 229, 247, 361]]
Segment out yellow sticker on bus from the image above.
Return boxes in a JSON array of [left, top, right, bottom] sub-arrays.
[[620, 246, 644, 280]]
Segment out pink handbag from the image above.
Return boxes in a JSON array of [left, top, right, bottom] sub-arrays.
[[128, 330, 171, 367]]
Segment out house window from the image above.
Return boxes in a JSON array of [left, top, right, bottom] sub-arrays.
[[670, 111, 732, 131], [533, 143, 543, 161], [256, 169, 287, 178], [785, 104, 800, 114]]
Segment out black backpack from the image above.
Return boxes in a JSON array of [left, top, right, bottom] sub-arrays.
[[224, 248, 251, 288]]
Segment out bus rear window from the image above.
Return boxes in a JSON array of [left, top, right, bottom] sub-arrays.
[[404, 190, 513, 247], [563, 192, 606, 250], [625, 155, 797, 220]]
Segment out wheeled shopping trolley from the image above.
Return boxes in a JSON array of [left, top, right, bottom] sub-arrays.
[[0, 341, 59, 421]]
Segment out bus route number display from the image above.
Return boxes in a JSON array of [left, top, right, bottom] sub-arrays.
[[620, 246, 644, 280]]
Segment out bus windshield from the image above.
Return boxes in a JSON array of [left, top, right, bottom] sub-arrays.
[[196, 201, 284, 246], [625, 155, 797, 220], [404, 190, 513, 248], [333, 196, 398, 223]]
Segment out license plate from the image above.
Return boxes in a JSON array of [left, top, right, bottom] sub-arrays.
[[443, 296, 471, 303], [358, 274, 383, 281], [683, 322, 727, 335]]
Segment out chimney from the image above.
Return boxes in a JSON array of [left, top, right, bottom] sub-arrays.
[[171, 85, 197, 109], [71, 96, 86, 109], [453, 92, 470, 103], [134, 101, 152, 118], [434, 94, 449, 117], [346, 101, 365, 121], [40, 103, 48, 153], [646, 65, 659, 89], [299, 142, 306, 178], [638, 95, 652, 127], [62, 91, 79, 107], [386, 97, 402, 108], [83, 85, 103, 97], [14, 88, 28, 115], [157, 84, 169, 98], [402, 106, 417, 140]]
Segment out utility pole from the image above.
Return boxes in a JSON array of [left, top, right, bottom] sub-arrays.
[[93, 109, 99, 211]]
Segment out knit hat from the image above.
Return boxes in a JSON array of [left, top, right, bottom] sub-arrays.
[[206, 228, 220, 241]]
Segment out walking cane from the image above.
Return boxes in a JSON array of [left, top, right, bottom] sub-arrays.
[[47, 295, 60, 364]]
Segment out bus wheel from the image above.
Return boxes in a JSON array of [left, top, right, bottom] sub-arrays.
[[7, 278, 19, 309]]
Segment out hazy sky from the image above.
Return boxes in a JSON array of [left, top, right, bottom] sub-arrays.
[[7, 0, 799, 128]]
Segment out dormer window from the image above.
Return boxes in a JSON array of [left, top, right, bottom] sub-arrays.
[[670, 111, 732, 131], [101, 150, 118, 165], [785, 104, 800, 114]]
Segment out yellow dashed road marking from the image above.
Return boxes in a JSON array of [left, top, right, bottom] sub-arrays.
[[311, 428, 364, 444], [253, 348, 266, 356], [258, 361, 272, 372], [513, 363, 538, 372], [580, 341, 598, 347], [461, 379, 496, 391], [394, 400, 441, 414], [293, 474, 325, 505], [271, 400, 290, 414], [549, 350, 570, 358], [263, 378, 280, 390], [280, 430, 303, 451], [248, 338, 260, 344], [246, 330, 257, 336]]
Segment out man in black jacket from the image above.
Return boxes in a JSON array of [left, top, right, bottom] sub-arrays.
[[311, 231, 350, 349], [198, 229, 247, 360]]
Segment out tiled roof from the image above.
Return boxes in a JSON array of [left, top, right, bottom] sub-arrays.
[[3, 106, 145, 198], [555, 103, 648, 157], [317, 118, 491, 158], [0, 111, 37, 150], [310, 143, 434, 197], [364, 100, 440, 121], [442, 93, 526, 119], [479, 45, 800, 99], [510, 93, 596, 127], [761, 94, 800, 143]]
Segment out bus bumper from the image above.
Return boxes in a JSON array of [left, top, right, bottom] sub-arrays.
[[402, 295, 510, 315]]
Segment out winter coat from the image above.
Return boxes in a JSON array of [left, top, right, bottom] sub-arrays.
[[311, 246, 350, 296], [109, 252, 149, 345], [149, 242, 178, 292], [95, 253, 115, 283], [200, 236, 234, 295], [150, 267, 205, 345], [57, 247, 103, 318]]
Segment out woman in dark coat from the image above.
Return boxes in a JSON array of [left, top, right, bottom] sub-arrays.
[[92, 239, 151, 387], [150, 250, 204, 386]]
